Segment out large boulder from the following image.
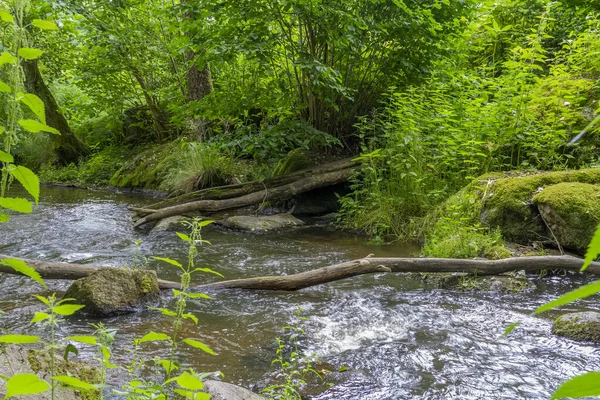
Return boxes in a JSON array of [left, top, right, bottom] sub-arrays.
[[533, 182, 600, 252], [552, 311, 600, 343], [203, 380, 265, 400], [221, 213, 304, 232], [63, 269, 160, 317]]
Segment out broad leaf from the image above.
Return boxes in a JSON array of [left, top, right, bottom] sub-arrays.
[[176, 232, 192, 243], [52, 304, 85, 316], [18, 119, 59, 134], [9, 165, 40, 203], [0, 10, 14, 23], [182, 339, 215, 355], [152, 256, 182, 267], [32, 19, 59, 30], [0, 258, 46, 288], [186, 293, 212, 300], [53, 375, 98, 390], [193, 267, 224, 278], [139, 332, 171, 343], [30, 312, 50, 324], [173, 389, 211, 400], [0, 213, 9, 223], [67, 335, 97, 345], [5, 374, 49, 398], [19, 93, 46, 123], [17, 48, 43, 60], [0, 150, 13, 162], [551, 372, 600, 399], [0, 81, 10, 93], [581, 224, 600, 272], [0, 334, 40, 344], [0, 52, 17, 66], [157, 359, 179, 375], [166, 372, 204, 391], [148, 307, 177, 317], [64, 343, 79, 361], [0, 197, 32, 213], [182, 313, 199, 324], [198, 220, 214, 227], [535, 280, 600, 314]]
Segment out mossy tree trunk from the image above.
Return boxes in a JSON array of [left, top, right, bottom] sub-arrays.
[[22, 60, 88, 165]]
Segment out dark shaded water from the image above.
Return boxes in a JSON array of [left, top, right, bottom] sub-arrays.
[[1, 186, 599, 399]]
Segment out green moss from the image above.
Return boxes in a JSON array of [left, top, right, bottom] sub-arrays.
[[482, 168, 600, 242], [481, 245, 513, 260], [272, 148, 314, 176], [532, 182, 600, 251], [410, 272, 531, 292], [552, 313, 600, 343]]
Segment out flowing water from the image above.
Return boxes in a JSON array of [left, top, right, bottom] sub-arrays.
[[1, 186, 599, 399]]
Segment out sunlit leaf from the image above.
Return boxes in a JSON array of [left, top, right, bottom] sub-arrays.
[[0, 10, 14, 23], [0, 150, 13, 163], [0, 258, 46, 288], [67, 335, 97, 345], [173, 389, 211, 400], [0, 81, 11, 93], [198, 220, 214, 227], [0, 52, 17, 66], [186, 293, 212, 300], [17, 48, 43, 60], [0, 213, 9, 223], [182, 339, 215, 355], [503, 321, 520, 336], [64, 343, 79, 361], [0, 197, 32, 213], [157, 359, 178, 375], [5, 374, 49, 398], [52, 304, 85, 316], [139, 332, 171, 343], [18, 119, 59, 134], [0, 334, 40, 344], [9, 165, 40, 204], [176, 232, 191, 242], [193, 267, 224, 278], [551, 372, 600, 399], [148, 307, 177, 317], [32, 19, 59, 30], [182, 313, 198, 324], [535, 280, 600, 314], [53, 375, 98, 390], [152, 256, 182, 267], [31, 312, 50, 324], [166, 371, 204, 391], [19, 93, 46, 124], [581, 224, 600, 272]]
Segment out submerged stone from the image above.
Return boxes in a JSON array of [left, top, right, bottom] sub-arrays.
[[222, 213, 305, 232], [533, 182, 600, 253], [151, 215, 189, 232], [409, 272, 532, 292], [552, 311, 600, 343], [203, 380, 265, 400], [63, 268, 160, 317]]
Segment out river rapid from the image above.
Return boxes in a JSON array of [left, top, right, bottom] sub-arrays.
[[0, 186, 599, 399]]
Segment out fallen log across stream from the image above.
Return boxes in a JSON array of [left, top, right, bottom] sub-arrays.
[[130, 158, 359, 228], [1, 254, 598, 291]]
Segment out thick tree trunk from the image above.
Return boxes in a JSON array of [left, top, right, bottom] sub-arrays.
[[133, 168, 355, 227], [135, 158, 359, 214], [22, 60, 88, 165], [1, 254, 598, 292], [131, 69, 169, 141]]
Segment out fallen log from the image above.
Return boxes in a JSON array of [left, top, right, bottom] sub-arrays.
[[135, 158, 359, 214], [0, 254, 182, 290], [1, 254, 598, 292], [197, 255, 600, 291], [133, 168, 355, 227]]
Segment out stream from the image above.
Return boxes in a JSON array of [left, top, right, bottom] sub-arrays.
[[1, 186, 599, 399]]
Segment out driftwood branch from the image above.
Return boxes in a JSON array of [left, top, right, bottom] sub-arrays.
[[133, 168, 355, 227], [1, 254, 598, 292]]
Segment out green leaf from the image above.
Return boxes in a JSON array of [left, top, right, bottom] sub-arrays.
[[182, 313, 198, 324], [0, 334, 40, 344], [19, 93, 46, 123], [0, 52, 17, 66], [157, 359, 179, 375], [17, 48, 43, 60], [198, 220, 214, 227], [152, 256, 182, 267], [139, 332, 171, 343], [0, 81, 11, 93], [18, 119, 59, 134], [64, 343, 79, 361], [0, 10, 14, 23], [176, 232, 192, 242], [581, 224, 600, 272], [9, 165, 40, 204], [173, 389, 211, 400], [0, 213, 9, 223], [0, 197, 32, 213], [67, 335, 97, 345], [52, 304, 85, 316], [148, 307, 177, 317], [503, 321, 520, 336], [32, 19, 59, 30], [5, 374, 49, 398], [0, 258, 46, 288], [182, 339, 215, 355], [535, 280, 600, 314], [31, 312, 50, 324], [193, 267, 224, 278], [0, 150, 13, 163], [551, 372, 600, 399], [33, 295, 50, 306], [53, 375, 98, 390], [167, 372, 204, 391], [186, 293, 212, 300]]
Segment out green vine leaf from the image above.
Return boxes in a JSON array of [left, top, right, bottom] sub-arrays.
[[0, 334, 40, 344], [0, 258, 46, 288], [182, 338, 215, 355], [0, 80, 11, 93], [9, 165, 40, 204], [18, 119, 59, 134], [551, 372, 600, 399], [53, 375, 99, 390], [0, 10, 14, 23], [0, 51, 17, 65], [581, 224, 600, 272], [18, 93, 46, 124], [0, 197, 32, 213], [32, 19, 59, 30], [534, 280, 600, 314], [5, 374, 49, 398], [0, 150, 13, 163], [17, 48, 43, 60]]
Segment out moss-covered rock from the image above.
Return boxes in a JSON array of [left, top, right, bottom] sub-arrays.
[[64, 269, 160, 316], [221, 213, 305, 232], [481, 168, 600, 243], [409, 272, 532, 292], [552, 312, 600, 343], [532, 182, 600, 252], [203, 380, 265, 400]]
